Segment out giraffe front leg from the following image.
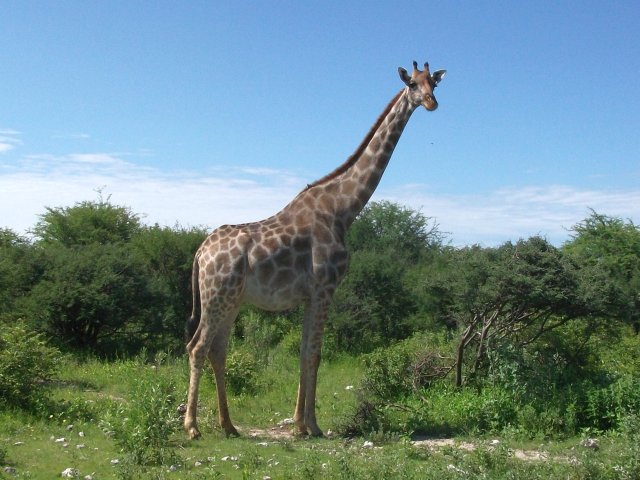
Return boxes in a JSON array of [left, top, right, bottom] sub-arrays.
[[295, 298, 329, 437], [303, 346, 324, 437], [294, 313, 310, 435]]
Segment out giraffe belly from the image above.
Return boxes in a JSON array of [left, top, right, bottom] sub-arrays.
[[242, 277, 307, 311]]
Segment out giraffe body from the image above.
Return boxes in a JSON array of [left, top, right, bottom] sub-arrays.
[[184, 61, 446, 439]]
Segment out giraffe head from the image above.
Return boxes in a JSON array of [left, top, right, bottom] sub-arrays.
[[398, 61, 446, 111]]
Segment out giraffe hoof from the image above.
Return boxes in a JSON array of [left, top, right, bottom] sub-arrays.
[[187, 427, 201, 440], [293, 417, 307, 436], [224, 426, 240, 438]]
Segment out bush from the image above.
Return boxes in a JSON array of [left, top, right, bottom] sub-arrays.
[[0, 322, 61, 412], [361, 333, 452, 400], [226, 348, 260, 395], [362, 341, 415, 400], [582, 374, 640, 431], [23, 242, 157, 354], [101, 365, 180, 465], [234, 309, 293, 362]]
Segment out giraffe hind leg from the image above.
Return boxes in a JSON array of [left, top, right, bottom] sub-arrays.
[[207, 308, 240, 437], [184, 319, 213, 439]]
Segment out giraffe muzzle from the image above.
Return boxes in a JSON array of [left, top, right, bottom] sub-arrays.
[[423, 95, 438, 111]]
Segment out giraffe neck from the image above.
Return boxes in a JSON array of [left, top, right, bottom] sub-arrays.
[[285, 88, 417, 234], [336, 89, 416, 223]]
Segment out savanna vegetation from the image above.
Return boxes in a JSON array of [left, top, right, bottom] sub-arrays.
[[1, 196, 639, 479]]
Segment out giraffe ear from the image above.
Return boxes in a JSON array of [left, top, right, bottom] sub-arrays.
[[432, 69, 447, 85], [398, 67, 412, 86]]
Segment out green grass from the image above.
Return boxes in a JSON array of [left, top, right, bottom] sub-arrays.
[[1, 346, 639, 479]]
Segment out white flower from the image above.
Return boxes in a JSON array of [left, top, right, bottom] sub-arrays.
[[447, 464, 467, 474]]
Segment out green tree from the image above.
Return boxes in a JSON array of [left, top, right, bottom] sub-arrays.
[[329, 249, 417, 352], [25, 242, 156, 352], [564, 211, 640, 332], [0, 229, 38, 316], [422, 237, 587, 386], [32, 196, 141, 246], [23, 198, 156, 353], [346, 200, 443, 261], [132, 224, 207, 349], [328, 201, 444, 352]]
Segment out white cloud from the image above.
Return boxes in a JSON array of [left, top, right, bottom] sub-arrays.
[[0, 129, 21, 154], [1, 152, 639, 246], [0, 153, 302, 236], [381, 184, 640, 246]]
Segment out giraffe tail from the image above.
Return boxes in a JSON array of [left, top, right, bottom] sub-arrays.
[[185, 253, 200, 344]]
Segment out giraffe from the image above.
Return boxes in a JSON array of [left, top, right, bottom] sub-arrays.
[[184, 60, 446, 439]]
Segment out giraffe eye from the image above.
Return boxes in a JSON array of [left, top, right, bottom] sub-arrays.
[[408, 82, 417, 89]]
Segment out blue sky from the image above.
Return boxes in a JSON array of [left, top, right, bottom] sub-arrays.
[[1, 1, 639, 245]]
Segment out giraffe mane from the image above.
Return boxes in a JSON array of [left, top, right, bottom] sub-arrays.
[[301, 89, 404, 192]]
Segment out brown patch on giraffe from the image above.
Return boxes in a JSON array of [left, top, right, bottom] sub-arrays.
[[263, 236, 280, 252], [318, 194, 337, 212], [315, 224, 333, 244], [340, 180, 357, 197], [272, 247, 293, 266], [216, 252, 230, 265], [294, 251, 312, 271], [205, 262, 216, 276], [251, 244, 269, 262], [273, 268, 296, 286]]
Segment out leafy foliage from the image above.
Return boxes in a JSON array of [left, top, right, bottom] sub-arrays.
[[23, 242, 157, 352], [32, 196, 142, 246], [419, 237, 588, 386], [101, 357, 180, 465], [0, 229, 40, 318], [564, 210, 640, 331], [329, 201, 444, 352], [226, 348, 261, 395], [346, 200, 443, 260], [2, 197, 640, 446], [131, 224, 207, 351], [0, 322, 62, 411]]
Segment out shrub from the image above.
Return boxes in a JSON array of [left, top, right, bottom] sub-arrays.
[[582, 374, 640, 431], [361, 333, 451, 400], [101, 367, 180, 465], [337, 398, 387, 437], [362, 341, 415, 400], [226, 348, 260, 395], [0, 322, 61, 412]]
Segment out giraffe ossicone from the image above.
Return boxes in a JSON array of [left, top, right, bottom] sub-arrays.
[[183, 61, 446, 439]]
